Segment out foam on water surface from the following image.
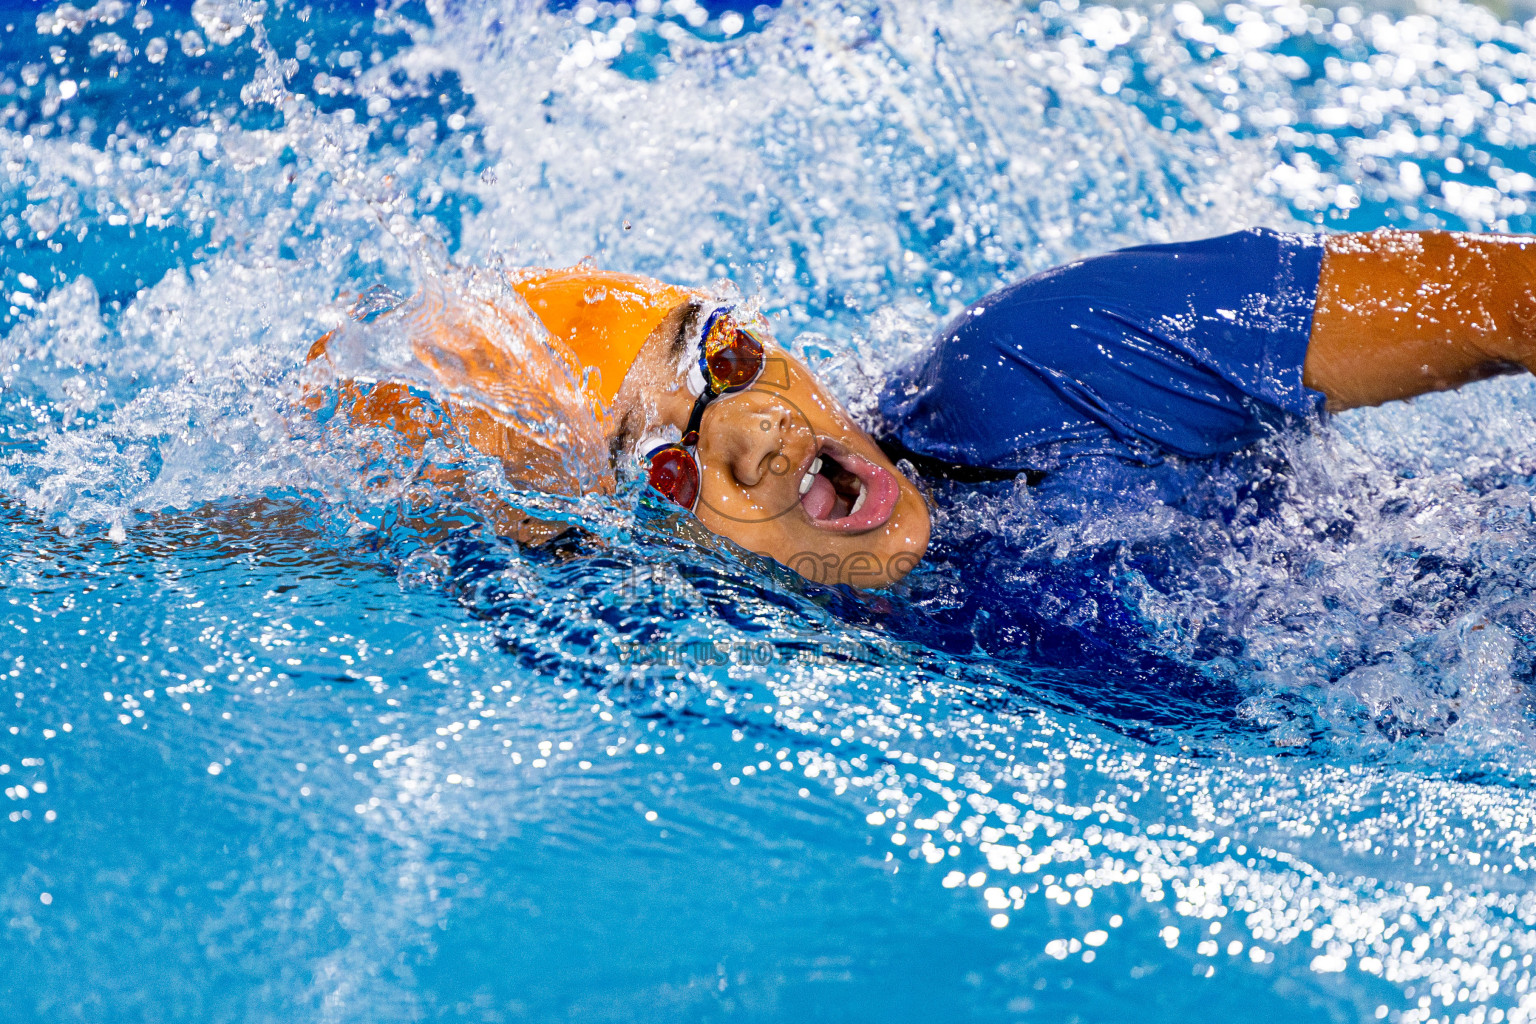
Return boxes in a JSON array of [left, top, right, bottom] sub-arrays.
[[4, 0, 1536, 1021]]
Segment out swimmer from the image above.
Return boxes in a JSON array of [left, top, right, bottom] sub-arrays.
[[307, 266, 932, 588], [308, 229, 1536, 589]]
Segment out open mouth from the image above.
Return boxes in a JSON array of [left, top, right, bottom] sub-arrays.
[[795, 439, 900, 533]]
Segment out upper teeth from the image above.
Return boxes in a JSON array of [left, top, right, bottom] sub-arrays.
[[850, 484, 867, 516], [798, 457, 823, 495]]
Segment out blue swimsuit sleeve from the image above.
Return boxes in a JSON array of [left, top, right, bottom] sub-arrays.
[[878, 228, 1329, 473]]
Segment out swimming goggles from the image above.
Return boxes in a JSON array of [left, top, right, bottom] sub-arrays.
[[639, 305, 767, 511]]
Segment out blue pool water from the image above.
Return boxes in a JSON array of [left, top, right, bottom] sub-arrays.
[[5, 0, 1536, 1021]]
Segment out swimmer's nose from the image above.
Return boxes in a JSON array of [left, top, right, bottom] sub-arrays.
[[699, 392, 808, 488]]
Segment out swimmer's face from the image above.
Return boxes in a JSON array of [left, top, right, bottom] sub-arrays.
[[611, 301, 931, 589]]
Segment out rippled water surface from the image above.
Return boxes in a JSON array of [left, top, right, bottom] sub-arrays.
[[5, 0, 1536, 1021]]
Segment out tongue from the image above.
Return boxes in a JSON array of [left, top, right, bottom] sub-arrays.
[[800, 473, 838, 520]]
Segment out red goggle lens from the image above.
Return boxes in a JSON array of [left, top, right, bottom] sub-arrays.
[[702, 316, 766, 393], [645, 444, 701, 511]]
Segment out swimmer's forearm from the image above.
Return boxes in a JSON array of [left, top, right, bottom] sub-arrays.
[[495, 509, 570, 546], [1305, 229, 1536, 411]]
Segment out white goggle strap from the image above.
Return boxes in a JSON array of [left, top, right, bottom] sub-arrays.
[[637, 432, 681, 465]]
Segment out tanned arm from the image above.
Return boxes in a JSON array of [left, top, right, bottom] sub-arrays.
[[1305, 230, 1536, 411]]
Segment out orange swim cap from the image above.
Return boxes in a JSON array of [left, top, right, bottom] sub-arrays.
[[508, 268, 697, 405]]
